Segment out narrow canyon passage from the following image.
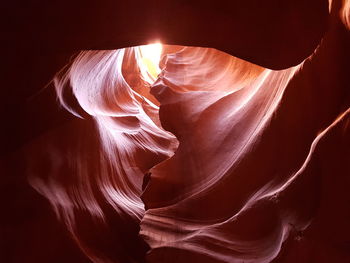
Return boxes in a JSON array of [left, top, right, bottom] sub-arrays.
[[2, 1, 350, 263]]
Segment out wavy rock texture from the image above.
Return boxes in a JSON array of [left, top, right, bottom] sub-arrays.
[[4, 1, 349, 263], [140, 46, 350, 262]]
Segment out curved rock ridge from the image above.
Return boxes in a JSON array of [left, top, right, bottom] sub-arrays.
[[26, 6, 350, 260]]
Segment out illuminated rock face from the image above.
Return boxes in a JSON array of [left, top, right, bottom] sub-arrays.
[[26, 35, 350, 263], [4, 1, 350, 263], [140, 48, 350, 262]]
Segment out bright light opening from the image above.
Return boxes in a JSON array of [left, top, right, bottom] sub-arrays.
[[139, 43, 163, 84]]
